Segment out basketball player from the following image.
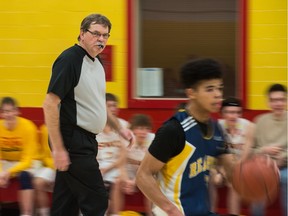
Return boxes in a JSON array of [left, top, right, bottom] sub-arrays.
[[33, 124, 55, 216], [111, 114, 154, 215], [136, 58, 235, 216], [97, 93, 129, 215], [0, 97, 39, 216]]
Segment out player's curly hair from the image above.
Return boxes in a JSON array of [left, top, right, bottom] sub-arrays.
[[180, 58, 223, 89]]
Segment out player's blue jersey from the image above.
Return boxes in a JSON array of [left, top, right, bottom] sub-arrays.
[[157, 110, 225, 215]]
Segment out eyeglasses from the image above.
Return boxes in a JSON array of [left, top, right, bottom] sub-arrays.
[[86, 29, 110, 39]]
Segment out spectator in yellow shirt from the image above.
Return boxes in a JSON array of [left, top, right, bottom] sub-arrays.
[[33, 124, 55, 216], [0, 97, 39, 216]]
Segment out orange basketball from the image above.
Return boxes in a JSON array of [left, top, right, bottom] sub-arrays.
[[232, 154, 280, 203]]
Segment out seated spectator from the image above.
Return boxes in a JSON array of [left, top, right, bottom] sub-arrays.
[[250, 83, 287, 216], [110, 114, 154, 216], [33, 124, 55, 216], [0, 97, 39, 216], [209, 97, 254, 215], [97, 93, 129, 215]]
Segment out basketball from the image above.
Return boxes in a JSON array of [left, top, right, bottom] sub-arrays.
[[232, 154, 280, 203]]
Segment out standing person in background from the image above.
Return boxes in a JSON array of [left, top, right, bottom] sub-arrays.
[[111, 114, 154, 216], [136, 58, 235, 216], [105, 93, 130, 130], [33, 124, 55, 216], [209, 97, 254, 215], [43, 14, 132, 216], [97, 93, 129, 215], [0, 97, 39, 216], [251, 83, 287, 216]]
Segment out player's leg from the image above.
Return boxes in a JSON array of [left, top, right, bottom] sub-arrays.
[[227, 185, 240, 215], [250, 201, 265, 216], [1, 162, 34, 215], [18, 171, 34, 216], [144, 195, 153, 215], [104, 181, 114, 215], [34, 177, 50, 215], [33, 168, 55, 216], [209, 168, 224, 213], [280, 167, 287, 215], [110, 178, 125, 214], [209, 182, 218, 213]]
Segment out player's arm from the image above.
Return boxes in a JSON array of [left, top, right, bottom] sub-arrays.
[[136, 152, 183, 216], [43, 92, 70, 171], [106, 110, 133, 146], [136, 119, 185, 216], [118, 158, 129, 181], [217, 153, 236, 182], [115, 141, 128, 167]]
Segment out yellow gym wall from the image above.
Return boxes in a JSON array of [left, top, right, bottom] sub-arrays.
[[0, 0, 287, 110], [247, 0, 287, 109], [0, 0, 128, 108]]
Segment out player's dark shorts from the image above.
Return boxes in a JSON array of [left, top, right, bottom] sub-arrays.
[[51, 125, 108, 216]]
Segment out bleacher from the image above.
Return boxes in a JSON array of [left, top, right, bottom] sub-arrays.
[[0, 109, 283, 215], [0, 179, 283, 215]]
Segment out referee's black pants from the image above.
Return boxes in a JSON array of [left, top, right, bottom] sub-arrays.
[[51, 126, 108, 216]]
